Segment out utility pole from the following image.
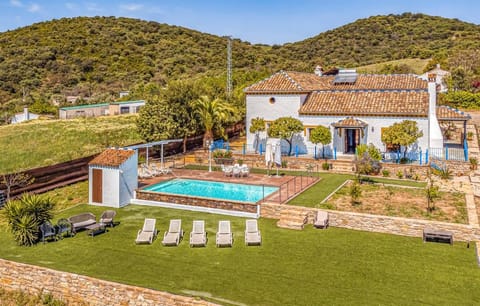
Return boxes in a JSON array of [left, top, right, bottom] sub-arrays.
[[226, 36, 232, 98]]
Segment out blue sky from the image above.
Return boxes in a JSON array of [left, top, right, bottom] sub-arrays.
[[0, 0, 478, 44]]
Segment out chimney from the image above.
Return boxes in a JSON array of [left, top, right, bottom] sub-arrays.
[[314, 65, 323, 76], [427, 74, 443, 148], [23, 107, 29, 121], [436, 63, 441, 69]]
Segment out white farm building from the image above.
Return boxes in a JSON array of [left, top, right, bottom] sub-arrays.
[[88, 148, 138, 208], [245, 69, 470, 160]]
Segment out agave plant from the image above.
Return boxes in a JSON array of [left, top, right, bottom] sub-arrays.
[[2, 193, 55, 246]]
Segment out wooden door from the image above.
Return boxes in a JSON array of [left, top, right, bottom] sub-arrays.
[[92, 168, 103, 203]]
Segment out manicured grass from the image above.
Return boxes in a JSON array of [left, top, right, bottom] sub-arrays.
[[0, 115, 142, 173], [0, 204, 479, 305], [288, 173, 426, 207]]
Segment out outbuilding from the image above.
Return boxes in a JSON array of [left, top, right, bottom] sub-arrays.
[[88, 148, 138, 208]]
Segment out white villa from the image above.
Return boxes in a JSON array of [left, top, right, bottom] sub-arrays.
[[245, 69, 469, 158]]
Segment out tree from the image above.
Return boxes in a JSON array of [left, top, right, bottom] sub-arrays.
[[381, 120, 423, 158], [268, 117, 304, 156], [249, 117, 265, 153], [425, 172, 440, 212], [349, 180, 362, 205], [1, 172, 34, 201], [355, 144, 382, 175], [191, 95, 236, 148], [2, 193, 55, 246], [309, 125, 331, 159], [136, 80, 199, 153]]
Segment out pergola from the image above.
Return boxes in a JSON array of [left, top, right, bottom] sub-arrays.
[[125, 139, 182, 168]]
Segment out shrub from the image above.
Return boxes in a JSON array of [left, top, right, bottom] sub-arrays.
[[237, 159, 243, 165], [382, 169, 390, 177], [213, 149, 232, 159], [349, 180, 362, 205], [2, 194, 55, 246], [355, 152, 382, 175], [470, 157, 478, 170], [399, 157, 410, 164], [281, 160, 288, 168], [322, 162, 330, 170], [434, 166, 452, 180], [396, 170, 404, 179], [467, 131, 474, 140]]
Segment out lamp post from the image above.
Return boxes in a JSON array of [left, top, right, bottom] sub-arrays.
[[207, 140, 213, 172]]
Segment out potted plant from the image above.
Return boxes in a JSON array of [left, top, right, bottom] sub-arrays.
[[467, 131, 474, 141], [213, 149, 233, 164]]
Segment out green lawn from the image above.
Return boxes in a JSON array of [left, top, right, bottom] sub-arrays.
[[0, 115, 142, 173], [288, 173, 426, 207], [0, 204, 479, 305]]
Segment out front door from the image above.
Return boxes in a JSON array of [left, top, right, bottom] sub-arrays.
[[92, 168, 103, 203], [345, 129, 358, 153]]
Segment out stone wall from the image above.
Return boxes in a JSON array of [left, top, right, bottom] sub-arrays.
[[261, 203, 480, 242], [137, 190, 258, 213], [0, 259, 218, 306]]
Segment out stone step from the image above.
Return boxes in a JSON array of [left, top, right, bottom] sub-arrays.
[[277, 209, 308, 230], [277, 220, 306, 230]]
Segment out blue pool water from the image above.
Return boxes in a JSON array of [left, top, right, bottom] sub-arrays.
[[143, 178, 279, 203]]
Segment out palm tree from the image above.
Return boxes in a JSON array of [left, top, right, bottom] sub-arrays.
[[191, 95, 235, 148]]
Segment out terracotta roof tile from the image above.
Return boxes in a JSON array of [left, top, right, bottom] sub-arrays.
[[89, 149, 135, 167], [331, 117, 368, 127], [245, 71, 427, 93], [299, 91, 429, 117], [436, 105, 471, 121]]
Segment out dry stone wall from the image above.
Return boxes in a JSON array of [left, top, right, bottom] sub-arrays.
[[261, 203, 480, 242], [0, 259, 218, 306]]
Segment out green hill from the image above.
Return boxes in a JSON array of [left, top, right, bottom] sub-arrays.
[[0, 13, 479, 112], [279, 13, 480, 70]]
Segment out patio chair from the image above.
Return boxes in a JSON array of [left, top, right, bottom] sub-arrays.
[[245, 219, 261, 246], [240, 165, 250, 177], [100, 210, 116, 227], [162, 219, 184, 246], [232, 165, 241, 177], [216, 220, 233, 247], [39, 221, 57, 243], [313, 210, 329, 229], [56, 218, 72, 238], [189, 220, 207, 247], [135, 218, 157, 244], [221, 164, 233, 177]]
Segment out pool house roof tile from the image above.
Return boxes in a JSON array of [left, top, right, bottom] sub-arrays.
[[89, 149, 135, 168]]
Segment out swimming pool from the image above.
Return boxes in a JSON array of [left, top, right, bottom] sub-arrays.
[[143, 178, 279, 203]]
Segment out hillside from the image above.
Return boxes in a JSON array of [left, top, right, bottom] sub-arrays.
[[0, 13, 479, 111], [279, 13, 480, 69], [0, 115, 141, 173]]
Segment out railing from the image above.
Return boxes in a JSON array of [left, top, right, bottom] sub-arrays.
[[262, 172, 317, 203]]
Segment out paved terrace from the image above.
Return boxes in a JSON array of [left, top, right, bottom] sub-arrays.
[[138, 169, 318, 204]]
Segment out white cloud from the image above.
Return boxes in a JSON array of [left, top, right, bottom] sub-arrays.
[[27, 3, 40, 13], [10, 0, 23, 7], [120, 4, 144, 12]]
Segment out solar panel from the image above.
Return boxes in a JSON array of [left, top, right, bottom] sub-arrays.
[[333, 69, 358, 84]]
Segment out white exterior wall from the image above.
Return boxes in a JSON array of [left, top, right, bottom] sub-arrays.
[[118, 152, 138, 207], [246, 94, 306, 151], [300, 115, 429, 154], [101, 168, 120, 207], [245, 93, 431, 156]]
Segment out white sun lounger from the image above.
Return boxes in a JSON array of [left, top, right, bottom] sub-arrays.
[[189, 220, 207, 247], [162, 219, 183, 246], [313, 210, 329, 229], [245, 219, 261, 246], [216, 220, 233, 247], [135, 218, 157, 244]]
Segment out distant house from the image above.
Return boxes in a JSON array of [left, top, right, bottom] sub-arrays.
[[244, 69, 462, 158], [59, 100, 145, 119], [10, 107, 39, 124], [108, 100, 145, 115], [119, 91, 130, 98], [421, 64, 450, 92], [59, 103, 110, 119]]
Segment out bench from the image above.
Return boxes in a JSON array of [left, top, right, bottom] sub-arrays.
[[68, 212, 96, 233], [423, 228, 453, 245]]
